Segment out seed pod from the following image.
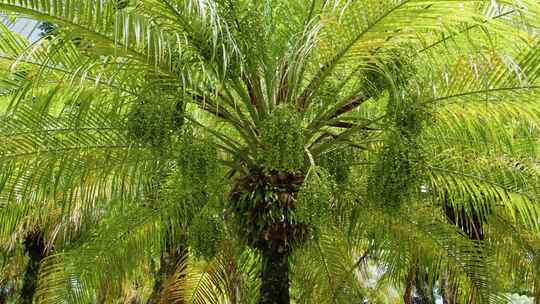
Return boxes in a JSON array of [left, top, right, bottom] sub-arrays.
[[188, 214, 223, 259], [296, 167, 335, 226], [257, 105, 306, 172]]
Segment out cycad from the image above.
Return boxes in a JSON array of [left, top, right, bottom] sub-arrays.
[[0, 1, 539, 303]]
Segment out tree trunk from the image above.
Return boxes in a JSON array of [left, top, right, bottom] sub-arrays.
[[258, 245, 290, 304], [534, 278, 539, 304], [21, 233, 46, 304], [415, 279, 435, 303], [403, 266, 415, 304], [125, 288, 142, 304], [0, 289, 7, 304], [229, 170, 306, 304], [441, 272, 457, 304], [147, 235, 187, 304], [96, 289, 106, 304]]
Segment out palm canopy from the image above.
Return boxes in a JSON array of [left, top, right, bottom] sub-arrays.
[[0, 0, 539, 303]]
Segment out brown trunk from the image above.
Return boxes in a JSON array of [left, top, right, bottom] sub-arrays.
[[147, 235, 187, 304], [534, 278, 539, 304], [442, 273, 457, 304], [21, 232, 46, 304], [229, 170, 307, 304], [415, 274, 435, 303], [125, 288, 142, 304], [95, 279, 113, 304], [0, 282, 8, 304], [0, 290, 7, 304], [404, 266, 415, 304], [258, 244, 290, 304], [96, 290, 106, 304]]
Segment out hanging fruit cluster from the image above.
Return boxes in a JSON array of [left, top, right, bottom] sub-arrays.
[[162, 128, 225, 258], [363, 47, 417, 97], [257, 105, 306, 172], [188, 213, 224, 259], [126, 95, 184, 147], [368, 98, 429, 211], [366, 47, 426, 211], [296, 167, 335, 228], [174, 128, 220, 190], [318, 144, 357, 184]]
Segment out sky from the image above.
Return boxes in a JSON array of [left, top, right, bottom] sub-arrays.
[[1, 15, 41, 42]]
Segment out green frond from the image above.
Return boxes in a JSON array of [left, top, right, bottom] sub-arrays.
[[426, 100, 540, 157], [426, 163, 539, 232], [34, 202, 162, 303], [0, 102, 162, 250], [163, 247, 260, 304], [0, 0, 187, 73]]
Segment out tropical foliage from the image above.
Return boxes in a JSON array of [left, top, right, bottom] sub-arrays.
[[0, 0, 539, 303]]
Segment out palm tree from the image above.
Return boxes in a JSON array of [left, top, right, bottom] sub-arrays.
[[0, 1, 539, 303]]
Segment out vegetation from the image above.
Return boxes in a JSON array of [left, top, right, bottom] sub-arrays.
[[0, 0, 539, 303]]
